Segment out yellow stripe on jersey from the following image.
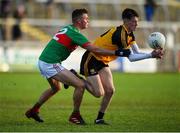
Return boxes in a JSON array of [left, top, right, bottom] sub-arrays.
[[91, 25, 136, 64], [121, 27, 127, 48]]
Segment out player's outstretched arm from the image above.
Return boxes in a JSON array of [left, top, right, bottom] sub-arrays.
[[83, 43, 130, 57], [84, 43, 115, 55], [128, 48, 163, 62], [128, 43, 164, 62]]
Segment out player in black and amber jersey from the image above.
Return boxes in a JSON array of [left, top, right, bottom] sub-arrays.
[[79, 8, 163, 125], [88, 25, 136, 65]]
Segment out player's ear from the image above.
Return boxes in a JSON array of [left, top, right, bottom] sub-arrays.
[[76, 19, 82, 25]]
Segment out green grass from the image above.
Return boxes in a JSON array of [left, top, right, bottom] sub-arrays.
[[0, 72, 180, 132]]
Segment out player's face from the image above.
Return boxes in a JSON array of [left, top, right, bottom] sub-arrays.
[[78, 14, 89, 29], [127, 16, 138, 32]]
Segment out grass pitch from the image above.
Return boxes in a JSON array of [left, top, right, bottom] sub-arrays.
[[0, 72, 180, 132]]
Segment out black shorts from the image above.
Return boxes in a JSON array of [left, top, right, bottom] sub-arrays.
[[80, 51, 109, 76]]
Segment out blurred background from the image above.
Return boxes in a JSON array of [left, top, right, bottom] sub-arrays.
[[0, 0, 180, 72]]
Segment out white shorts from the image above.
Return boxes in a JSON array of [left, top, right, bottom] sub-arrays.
[[38, 60, 65, 78]]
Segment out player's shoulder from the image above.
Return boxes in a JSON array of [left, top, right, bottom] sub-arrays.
[[66, 25, 79, 32], [109, 26, 116, 31], [110, 25, 124, 33], [63, 25, 84, 37]]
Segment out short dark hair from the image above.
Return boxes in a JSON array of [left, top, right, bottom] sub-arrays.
[[72, 8, 88, 23], [122, 8, 139, 20]]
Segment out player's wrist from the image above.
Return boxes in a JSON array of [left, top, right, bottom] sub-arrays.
[[151, 49, 163, 58]]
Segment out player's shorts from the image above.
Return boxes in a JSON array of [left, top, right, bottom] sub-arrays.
[[80, 51, 108, 77], [38, 60, 65, 79]]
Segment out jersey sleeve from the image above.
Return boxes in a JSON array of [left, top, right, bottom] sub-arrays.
[[70, 31, 90, 47]]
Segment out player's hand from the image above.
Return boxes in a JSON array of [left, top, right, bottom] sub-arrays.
[[115, 49, 131, 57], [151, 49, 164, 59]]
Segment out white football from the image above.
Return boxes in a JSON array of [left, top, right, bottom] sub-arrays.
[[148, 32, 166, 49]]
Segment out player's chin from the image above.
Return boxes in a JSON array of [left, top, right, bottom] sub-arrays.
[[85, 24, 89, 28], [82, 25, 88, 29], [131, 27, 136, 32], [133, 26, 137, 31]]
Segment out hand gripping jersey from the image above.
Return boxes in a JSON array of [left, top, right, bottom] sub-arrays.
[[91, 25, 136, 64], [39, 25, 90, 63]]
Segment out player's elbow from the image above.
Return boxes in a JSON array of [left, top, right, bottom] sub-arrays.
[[128, 56, 136, 62], [128, 54, 140, 62], [128, 58, 136, 62]]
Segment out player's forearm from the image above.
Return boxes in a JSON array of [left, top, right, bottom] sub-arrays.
[[93, 48, 115, 55], [85, 45, 115, 55], [128, 53, 152, 62]]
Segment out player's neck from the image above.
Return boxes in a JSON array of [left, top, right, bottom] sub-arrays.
[[123, 24, 131, 33], [73, 23, 83, 31]]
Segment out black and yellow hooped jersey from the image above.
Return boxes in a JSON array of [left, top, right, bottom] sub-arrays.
[[91, 24, 136, 64]]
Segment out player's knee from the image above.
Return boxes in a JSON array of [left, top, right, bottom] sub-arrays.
[[105, 88, 115, 96], [94, 92, 103, 98], [93, 90, 104, 98], [51, 86, 60, 93], [74, 81, 85, 91], [75, 85, 85, 93]]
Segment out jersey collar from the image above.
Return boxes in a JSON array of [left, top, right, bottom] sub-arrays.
[[122, 24, 131, 34], [69, 24, 80, 33]]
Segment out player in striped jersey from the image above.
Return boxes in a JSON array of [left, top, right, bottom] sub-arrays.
[[79, 8, 163, 124]]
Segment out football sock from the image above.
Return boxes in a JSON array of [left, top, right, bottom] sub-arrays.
[[96, 111, 104, 120], [72, 110, 80, 116], [32, 103, 41, 112], [72, 110, 80, 113]]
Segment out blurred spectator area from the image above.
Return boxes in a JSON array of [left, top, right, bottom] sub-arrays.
[[21, 0, 180, 21], [0, 0, 180, 44]]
